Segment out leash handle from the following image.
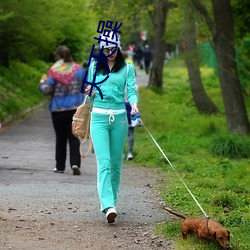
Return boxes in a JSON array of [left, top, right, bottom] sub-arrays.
[[139, 118, 209, 218], [78, 95, 93, 158], [83, 94, 88, 105]]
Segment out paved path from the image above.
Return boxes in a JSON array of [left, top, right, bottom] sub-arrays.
[[0, 71, 173, 249], [135, 68, 149, 88], [0, 68, 153, 223], [0, 106, 164, 224]]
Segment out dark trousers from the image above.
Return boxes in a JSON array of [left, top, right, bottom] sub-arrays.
[[127, 127, 134, 152], [51, 110, 80, 171], [125, 102, 134, 153], [144, 59, 151, 74]]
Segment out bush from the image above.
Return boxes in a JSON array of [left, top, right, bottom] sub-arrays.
[[0, 60, 49, 122], [210, 135, 250, 159], [210, 191, 237, 209]]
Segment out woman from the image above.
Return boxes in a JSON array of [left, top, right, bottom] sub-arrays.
[[39, 45, 85, 175], [86, 32, 138, 223]]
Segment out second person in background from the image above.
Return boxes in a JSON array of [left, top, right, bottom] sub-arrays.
[[39, 45, 85, 176]]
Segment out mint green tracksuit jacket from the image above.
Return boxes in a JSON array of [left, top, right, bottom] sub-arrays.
[[88, 62, 138, 212]]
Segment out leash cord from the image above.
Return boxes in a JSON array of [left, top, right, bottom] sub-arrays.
[[139, 118, 209, 218]]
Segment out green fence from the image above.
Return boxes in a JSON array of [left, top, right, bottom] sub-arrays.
[[198, 41, 217, 74], [199, 39, 250, 95]]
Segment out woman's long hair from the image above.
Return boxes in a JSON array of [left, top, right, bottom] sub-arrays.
[[96, 48, 126, 75]]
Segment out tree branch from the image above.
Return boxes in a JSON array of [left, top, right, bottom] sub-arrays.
[[190, 0, 216, 37]]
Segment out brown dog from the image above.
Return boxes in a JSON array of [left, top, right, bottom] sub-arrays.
[[163, 207, 231, 249]]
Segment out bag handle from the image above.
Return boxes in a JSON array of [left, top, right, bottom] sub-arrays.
[[79, 115, 94, 158], [79, 137, 93, 158], [79, 94, 94, 158]]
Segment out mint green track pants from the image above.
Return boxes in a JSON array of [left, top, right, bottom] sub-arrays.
[[90, 111, 128, 212]]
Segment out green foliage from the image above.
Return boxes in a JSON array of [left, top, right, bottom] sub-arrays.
[[0, 60, 49, 122], [236, 37, 250, 95], [210, 191, 238, 209], [129, 58, 250, 249], [165, 0, 213, 45], [165, 2, 184, 44], [91, 0, 155, 46], [0, 0, 97, 66], [210, 134, 250, 159], [232, 0, 250, 39]]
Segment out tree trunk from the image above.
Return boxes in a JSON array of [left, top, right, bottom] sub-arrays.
[[148, 0, 168, 89], [191, 0, 250, 134], [184, 4, 218, 114], [212, 0, 250, 134]]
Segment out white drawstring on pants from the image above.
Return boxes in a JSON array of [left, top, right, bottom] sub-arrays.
[[92, 107, 125, 125], [109, 112, 115, 124]]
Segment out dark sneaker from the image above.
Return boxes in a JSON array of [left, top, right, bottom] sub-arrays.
[[72, 165, 81, 175], [106, 207, 117, 223], [53, 168, 64, 173]]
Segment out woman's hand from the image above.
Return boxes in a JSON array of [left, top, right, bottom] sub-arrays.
[[131, 103, 138, 116], [40, 74, 47, 84], [85, 85, 95, 97]]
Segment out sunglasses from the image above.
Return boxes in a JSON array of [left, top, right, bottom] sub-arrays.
[[103, 47, 117, 55]]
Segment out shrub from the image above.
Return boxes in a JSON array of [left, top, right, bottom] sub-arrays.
[[210, 191, 237, 209], [210, 135, 250, 159]]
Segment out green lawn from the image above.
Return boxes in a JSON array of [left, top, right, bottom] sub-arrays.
[[129, 58, 250, 250], [1, 58, 249, 249]]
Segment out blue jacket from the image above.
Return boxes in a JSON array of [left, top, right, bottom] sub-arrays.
[[39, 67, 85, 112]]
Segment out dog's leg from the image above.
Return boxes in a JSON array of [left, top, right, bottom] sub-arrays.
[[181, 231, 188, 239]]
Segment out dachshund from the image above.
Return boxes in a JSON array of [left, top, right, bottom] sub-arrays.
[[162, 207, 231, 249]]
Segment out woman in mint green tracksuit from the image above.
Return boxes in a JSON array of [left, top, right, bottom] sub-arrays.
[[86, 32, 138, 223]]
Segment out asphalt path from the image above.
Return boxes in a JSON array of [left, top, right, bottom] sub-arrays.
[[0, 69, 172, 249]]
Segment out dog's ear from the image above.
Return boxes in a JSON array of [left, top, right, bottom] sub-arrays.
[[227, 230, 230, 240], [213, 231, 217, 240]]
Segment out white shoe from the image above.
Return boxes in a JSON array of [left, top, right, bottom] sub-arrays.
[[105, 207, 117, 223], [127, 152, 133, 160], [53, 168, 64, 173]]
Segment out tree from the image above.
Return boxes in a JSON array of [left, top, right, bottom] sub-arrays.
[[0, 0, 95, 66], [148, 0, 177, 89], [184, 1, 218, 114], [232, 0, 250, 40], [191, 0, 250, 134], [91, 0, 155, 48], [232, 0, 250, 96]]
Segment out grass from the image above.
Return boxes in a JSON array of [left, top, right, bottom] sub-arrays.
[[129, 58, 250, 250], [0, 60, 50, 123], [1, 57, 249, 249]]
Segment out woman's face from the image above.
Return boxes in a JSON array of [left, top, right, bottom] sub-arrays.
[[103, 47, 117, 61]]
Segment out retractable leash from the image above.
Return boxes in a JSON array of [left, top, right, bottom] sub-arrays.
[[139, 118, 209, 218]]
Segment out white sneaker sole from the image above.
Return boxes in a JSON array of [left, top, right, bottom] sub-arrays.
[[53, 168, 64, 173]]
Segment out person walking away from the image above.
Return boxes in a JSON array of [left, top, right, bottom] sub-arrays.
[[123, 52, 137, 160], [85, 32, 138, 223], [136, 44, 144, 69], [143, 44, 152, 74], [125, 102, 135, 160], [39, 45, 86, 175]]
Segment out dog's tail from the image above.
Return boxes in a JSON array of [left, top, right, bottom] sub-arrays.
[[162, 206, 187, 220]]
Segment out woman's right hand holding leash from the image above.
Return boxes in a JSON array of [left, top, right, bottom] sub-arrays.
[[85, 85, 95, 97]]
